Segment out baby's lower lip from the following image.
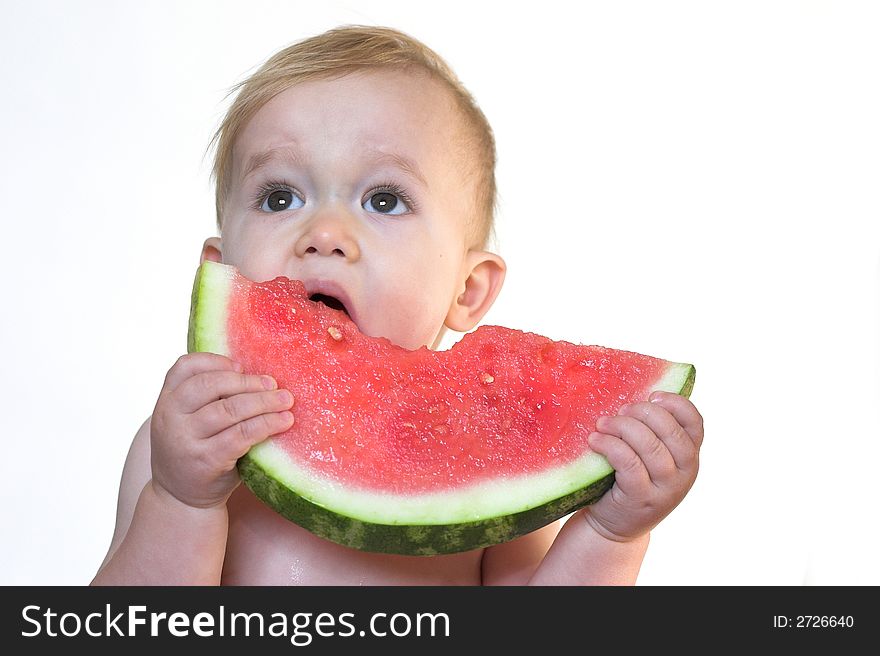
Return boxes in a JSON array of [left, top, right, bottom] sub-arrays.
[[309, 293, 349, 317]]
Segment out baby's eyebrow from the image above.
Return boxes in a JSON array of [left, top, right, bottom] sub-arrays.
[[242, 146, 305, 181], [365, 148, 428, 189], [240, 145, 428, 189]]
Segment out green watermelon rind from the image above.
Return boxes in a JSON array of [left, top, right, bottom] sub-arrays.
[[241, 439, 617, 525], [238, 453, 616, 556], [187, 260, 233, 355], [187, 261, 696, 555]]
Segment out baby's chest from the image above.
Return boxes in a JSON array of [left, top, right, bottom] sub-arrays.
[[221, 486, 483, 585]]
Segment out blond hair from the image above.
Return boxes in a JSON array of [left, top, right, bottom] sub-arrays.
[[208, 25, 496, 249]]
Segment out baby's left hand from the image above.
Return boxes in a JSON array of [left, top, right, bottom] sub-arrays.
[[584, 391, 704, 542]]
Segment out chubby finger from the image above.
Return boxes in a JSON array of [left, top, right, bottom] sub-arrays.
[[588, 431, 651, 496], [648, 392, 704, 449], [619, 402, 699, 472], [214, 409, 296, 458], [163, 353, 243, 392], [596, 414, 676, 485], [176, 370, 280, 413], [191, 388, 295, 437]]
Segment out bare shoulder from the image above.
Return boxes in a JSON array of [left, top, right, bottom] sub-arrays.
[[480, 519, 563, 585], [95, 416, 153, 573]]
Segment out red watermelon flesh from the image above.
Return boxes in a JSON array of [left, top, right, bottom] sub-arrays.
[[188, 261, 695, 554]]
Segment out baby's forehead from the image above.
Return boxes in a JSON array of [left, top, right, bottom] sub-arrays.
[[232, 70, 474, 175], [265, 71, 458, 129]]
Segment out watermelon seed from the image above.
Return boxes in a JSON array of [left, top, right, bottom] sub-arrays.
[[328, 326, 343, 341], [480, 372, 495, 384]]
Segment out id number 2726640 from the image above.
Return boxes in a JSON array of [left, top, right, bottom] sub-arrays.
[[773, 616, 854, 629]]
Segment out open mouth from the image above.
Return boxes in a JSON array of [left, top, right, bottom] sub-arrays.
[[309, 293, 350, 317]]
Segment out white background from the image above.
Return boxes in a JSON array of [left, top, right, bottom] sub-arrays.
[[1, 0, 877, 585]]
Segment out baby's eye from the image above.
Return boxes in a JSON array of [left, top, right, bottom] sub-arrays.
[[363, 189, 411, 215], [260, 187, 304, 212]]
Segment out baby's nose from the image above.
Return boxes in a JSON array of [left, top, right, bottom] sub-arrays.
[[293, 210, 361, 261]]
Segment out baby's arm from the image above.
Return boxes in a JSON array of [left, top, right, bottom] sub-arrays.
[[91, 353, 294, 585], [90, 418, 232, 585], [484, 392, 703, 585], [533, 392, 702, 585]]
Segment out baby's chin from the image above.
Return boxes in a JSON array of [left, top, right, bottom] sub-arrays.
[[355, 317, 439, 352]]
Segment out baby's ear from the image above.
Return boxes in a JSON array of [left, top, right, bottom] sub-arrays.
[[445, 251, 506, 332], [200, 237, 223, 264]]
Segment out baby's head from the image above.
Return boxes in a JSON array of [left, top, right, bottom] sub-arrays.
[[201, 25, 505, 351]]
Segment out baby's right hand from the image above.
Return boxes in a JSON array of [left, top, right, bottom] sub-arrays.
[[149, 353, 295, 509]]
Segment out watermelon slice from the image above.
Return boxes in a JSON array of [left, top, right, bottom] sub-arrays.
[[187, 261, 695, 555]]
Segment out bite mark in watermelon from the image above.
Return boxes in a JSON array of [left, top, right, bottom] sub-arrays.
[[187, 261, 695, 555]]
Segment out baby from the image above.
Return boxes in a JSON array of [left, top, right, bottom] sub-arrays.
[[92, 25, 703, 585]]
